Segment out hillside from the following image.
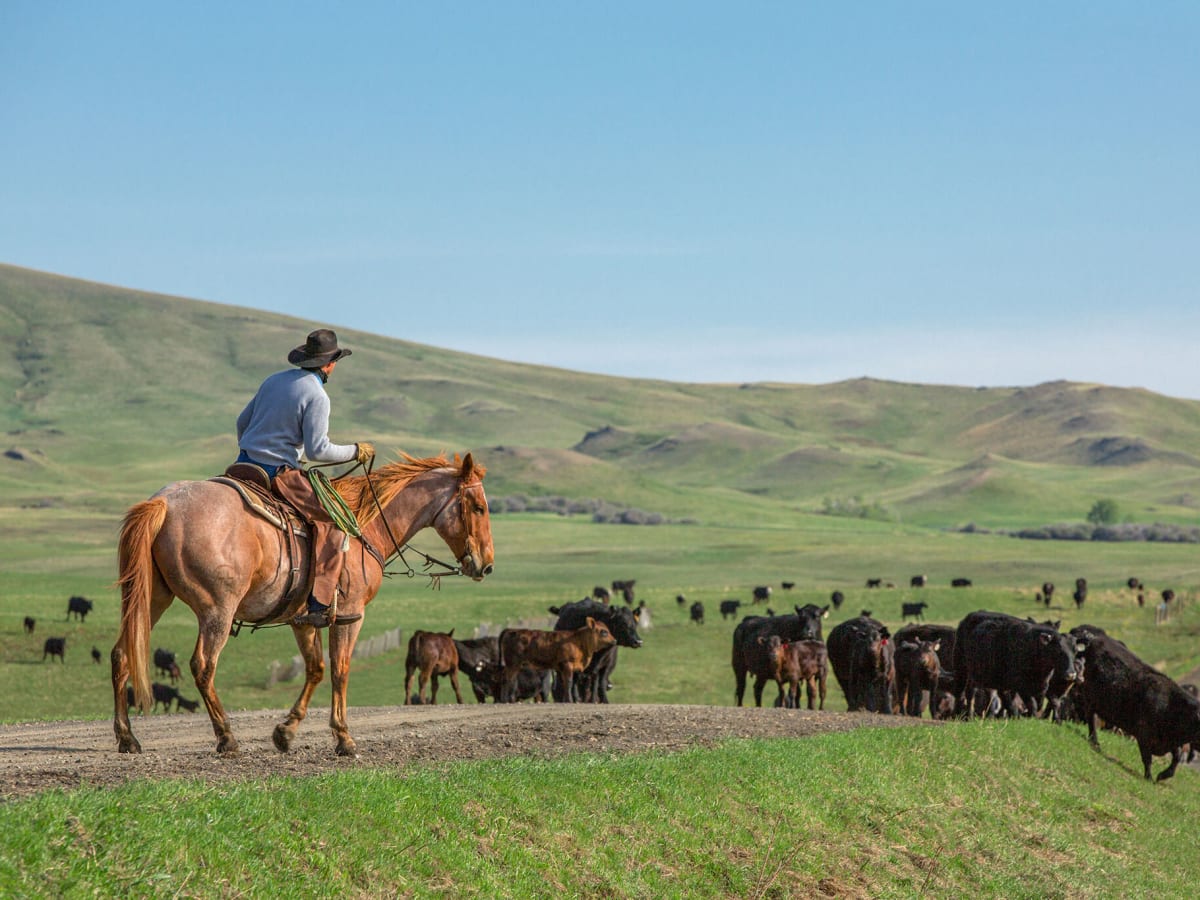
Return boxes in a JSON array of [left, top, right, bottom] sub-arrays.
[[3, 263, 1200, 531]]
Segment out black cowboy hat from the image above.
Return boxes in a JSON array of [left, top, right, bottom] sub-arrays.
[[287, 329, 352, 368]]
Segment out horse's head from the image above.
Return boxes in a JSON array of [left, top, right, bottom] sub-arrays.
[[433, 453, 494, 581]]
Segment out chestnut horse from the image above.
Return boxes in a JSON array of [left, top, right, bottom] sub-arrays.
[[112, 452, 493, 757]]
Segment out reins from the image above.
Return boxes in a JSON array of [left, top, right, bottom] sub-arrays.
[[321, 457, 465, 588]]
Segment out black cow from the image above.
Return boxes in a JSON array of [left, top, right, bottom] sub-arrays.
[[1073, 586, 1088, 610], [781, 581, 795, 591], [551, 598, 643, 703], [592, 585, 612, 603], [1074, 632, 1200, 781], [453, 636, 553, 703], [901, 601, 928, 622], [66, 595, 93, 622], [827, 615, 894, 713], [91, 646, 102, 664], [154, 648, 178, 678], [675, 594, 687, 607], [152, 682, 200, 713], [731, 605, 829, 706], [1041, 582, 1055, 607], [1127, 577, 1144, 591], [910, 575, 927, 588], [752, 585, 772, 604], [953, 611, 1083, 719], [866, 578, 882, 589], [611, 580, 636, 605], [830, 590, 844, 609], [719, 599, 742, 620], [690, 601, 705, 625], [23, 616, 35, 634], [951, 578, 972, 588], [43, 637, 66, 662]]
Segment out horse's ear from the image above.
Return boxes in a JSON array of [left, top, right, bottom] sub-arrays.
[[461, 452, 475, 478], [448, 628, 454, 638]]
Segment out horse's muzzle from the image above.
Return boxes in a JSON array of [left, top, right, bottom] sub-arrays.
[[460, 553, 493, 581]]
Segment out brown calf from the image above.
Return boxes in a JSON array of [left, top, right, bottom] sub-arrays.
[[761, 637, 828, 710], [405, 630, 464, 705], [499, 618, 616, 703]]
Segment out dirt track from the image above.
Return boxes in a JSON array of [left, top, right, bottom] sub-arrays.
[[0, 704, 933, 801]]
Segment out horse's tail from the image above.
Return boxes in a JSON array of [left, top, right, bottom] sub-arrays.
[[117, 497, 168, 712]]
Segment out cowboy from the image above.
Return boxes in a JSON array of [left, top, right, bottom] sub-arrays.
[[235, 328, 374, 627]]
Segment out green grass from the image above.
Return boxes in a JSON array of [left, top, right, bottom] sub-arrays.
[[2, 721, 1198, 898]]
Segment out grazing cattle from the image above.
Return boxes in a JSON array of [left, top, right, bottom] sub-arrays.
[[1073, 586, 1088, 610], [953, 611, 1083, 719], [752, 585, 772, 604], [1162, 588, 1177, 605], [1073, 632, 1200, 781], [404, 630, 463, 705], [154, 648, 177, 678], [951, 578, 972, 588], [1127, 577, 1144, 591], [910, 575, 927, 588], [499, 619, 616, 703], [781, 581, 795, 590], [894, 639, 942, 717], [43, 637, 66, 662], [66, 595, 93, 622], [690, 601, 705, 625], [611, 580, 636, 605], [23, 616, 35, 635], [901, 601, 928, 622], [731, 605, 829, 706], [866, 578, 882, 589], [91, 646, 102, 664], [826, 615, 894, 713], [152, 682, 199, 713], [719, 599, 742, 620], [830, 590, 844, 609], [675, 594, 687, 607], [592, 585, 612, 604], [1041, 582, 1055, 606], [551, 598, 643, 703]]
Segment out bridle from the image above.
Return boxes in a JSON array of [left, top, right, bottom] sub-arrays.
[[352, 463, 482, 588]]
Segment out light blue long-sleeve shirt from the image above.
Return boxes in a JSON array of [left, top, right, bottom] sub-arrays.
[[236, 368, 357, 470]]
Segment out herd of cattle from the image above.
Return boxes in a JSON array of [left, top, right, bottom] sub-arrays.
[[21, 596, 200, 713], [20, 578, 1200, 780]]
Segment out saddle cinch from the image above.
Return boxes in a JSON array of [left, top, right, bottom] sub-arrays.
[[210, 463, 312, 622]]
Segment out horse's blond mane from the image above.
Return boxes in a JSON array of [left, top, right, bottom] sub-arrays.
[[334, 452, 484, 527]]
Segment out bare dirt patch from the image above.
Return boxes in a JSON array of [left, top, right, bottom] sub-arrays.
[[1, 704, 933, 801]]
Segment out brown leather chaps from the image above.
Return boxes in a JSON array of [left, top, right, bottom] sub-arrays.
[[272, 467, 349, 610]]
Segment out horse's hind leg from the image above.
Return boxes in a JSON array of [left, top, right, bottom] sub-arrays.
[[112, 579, 175, 753], [190, 610, 240, 754], [273, 625, 326, 752]]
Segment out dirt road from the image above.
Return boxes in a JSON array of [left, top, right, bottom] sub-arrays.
[[1, 704, 931, 801]]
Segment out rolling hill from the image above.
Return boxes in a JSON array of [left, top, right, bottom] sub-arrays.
[[3, 262, 1200, 533]]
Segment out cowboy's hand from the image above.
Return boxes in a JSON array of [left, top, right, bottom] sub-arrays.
[[355, 442, 375, 464]]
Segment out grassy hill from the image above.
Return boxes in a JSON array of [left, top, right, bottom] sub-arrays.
[[4, 262, 1200, 533]]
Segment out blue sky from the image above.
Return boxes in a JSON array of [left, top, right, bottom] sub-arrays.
[[3, 4, 1198, 397]]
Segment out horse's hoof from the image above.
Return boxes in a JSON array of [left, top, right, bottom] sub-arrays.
[[335, 742, 359, 758], [272, 725, 293, 753], [117, 739, 142, 754], [216, 737, 240, 756]]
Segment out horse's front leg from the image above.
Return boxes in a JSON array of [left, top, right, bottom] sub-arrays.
[[327, 618, 365, 756], [273, 625, 325, 752]]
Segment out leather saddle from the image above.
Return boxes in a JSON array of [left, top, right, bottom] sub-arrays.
[[211, 463, 312, 623]]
